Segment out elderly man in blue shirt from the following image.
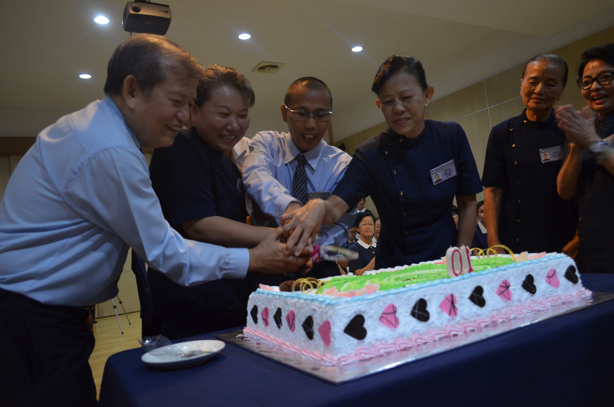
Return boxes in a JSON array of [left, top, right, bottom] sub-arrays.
[[243, 77, 352, 279], [0, 34, 307, 407]]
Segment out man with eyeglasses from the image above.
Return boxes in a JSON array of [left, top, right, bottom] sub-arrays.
[[243, 77, 352, 278], [556, 43, 614, 274]]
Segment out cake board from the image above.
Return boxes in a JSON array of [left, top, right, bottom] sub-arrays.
[[219, 292, 614, 384]]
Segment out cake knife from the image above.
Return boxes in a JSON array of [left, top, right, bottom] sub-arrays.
[[312, 244, 359, 262]]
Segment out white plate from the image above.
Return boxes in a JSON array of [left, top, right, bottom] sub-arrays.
[[141, 339, 225, 369]]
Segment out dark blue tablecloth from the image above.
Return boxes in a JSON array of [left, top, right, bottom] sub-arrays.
[[99, 274, 614, 407]]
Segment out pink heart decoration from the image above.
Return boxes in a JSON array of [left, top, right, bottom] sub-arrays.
[[285, 310, 296, 332], [496, 280, 513, 301], [439, 294, 458, 317], [379, 304, 399, 329], [318, 320, 332, 347], [261, 307, 270, 327], [546, 269, 560, 288]]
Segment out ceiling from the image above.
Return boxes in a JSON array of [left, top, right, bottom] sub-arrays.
[[1, 0, 613, 142]]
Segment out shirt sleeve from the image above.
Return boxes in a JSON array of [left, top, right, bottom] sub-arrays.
[[482, 122, 507, 188], [150, 135, 218, 227], [452, 124, 483, 196], [243, 132, 299, 221], [63, 146, 249, 286], [333, 145, 373, 210]]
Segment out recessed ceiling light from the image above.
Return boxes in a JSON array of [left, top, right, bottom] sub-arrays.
[[238, 33, 251, 40], [79, 73, 92, 79], [352, 46, 363, 53], [94, 15, 110, 25]]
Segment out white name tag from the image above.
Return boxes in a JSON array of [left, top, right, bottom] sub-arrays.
[[539, 146, 562, 163], [430, 160, 457, 185]]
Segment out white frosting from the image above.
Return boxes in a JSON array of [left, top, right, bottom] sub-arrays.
[[245, 253, 589, 365]]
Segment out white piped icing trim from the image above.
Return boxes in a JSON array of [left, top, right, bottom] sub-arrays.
[[245, 289, 590, 366]]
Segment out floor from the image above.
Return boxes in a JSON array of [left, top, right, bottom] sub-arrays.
[[90, 311, 142, 399]]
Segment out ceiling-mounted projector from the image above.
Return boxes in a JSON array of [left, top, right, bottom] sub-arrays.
[[123, 1, 171, 35]]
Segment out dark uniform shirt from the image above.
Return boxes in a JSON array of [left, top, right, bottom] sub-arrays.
[[472, 223, 488, 250], [575, 114, 614, 273], [334, 120, 482, 269], [348, 240, 376, 273], [482, 110, 577, 253], [148, 128, 250, 339]]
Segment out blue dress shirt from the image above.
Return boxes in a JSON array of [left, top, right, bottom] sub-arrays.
[[243, 131, 352, 246], [0, 97, 249, 307]]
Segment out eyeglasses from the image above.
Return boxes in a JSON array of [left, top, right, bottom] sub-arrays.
[[577, 71, 614, 90], [284, 105, 332, 122]]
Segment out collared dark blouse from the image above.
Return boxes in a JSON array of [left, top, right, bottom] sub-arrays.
[[334, 120, 482, 269], [348, 241, 376, 273], [151, 128, 247, 233], [482, 110, 577, 253]]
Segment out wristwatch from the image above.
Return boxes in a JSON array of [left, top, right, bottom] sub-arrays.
[[588, 140, 608, 153], [588, 140, 613, 163]]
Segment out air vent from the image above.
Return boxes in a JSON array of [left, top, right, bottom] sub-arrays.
[[252, 61, 285, 74]]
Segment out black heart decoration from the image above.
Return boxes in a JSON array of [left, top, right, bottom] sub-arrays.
[[344, 314, 367, 340], [469, 286, 486, 307], [302, 316, 314, 340], [522, 274, 537, 294], [250, 305, 258, 324], [565, 265, 579, 284], [274, 308, 283, 329], [411, 298, 430, 322]]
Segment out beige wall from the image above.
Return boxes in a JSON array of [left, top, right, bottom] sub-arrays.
[[334, 25, 614, 204]]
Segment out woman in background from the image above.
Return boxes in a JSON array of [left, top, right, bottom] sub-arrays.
[[282, 55, 482, 268], [348, 212, 377, 275], [472, 200, 488, 252], [482, 54, 577, 254]]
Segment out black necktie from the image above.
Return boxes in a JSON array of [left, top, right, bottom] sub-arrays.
[[292, 154, 309, 205]]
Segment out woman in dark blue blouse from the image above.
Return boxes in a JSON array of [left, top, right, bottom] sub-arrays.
[[482, 54, 577, 254]]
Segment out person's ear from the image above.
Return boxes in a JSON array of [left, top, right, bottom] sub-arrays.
[[190, 102, 200, 124], [424, 86, 435, 107], [281, 104, 289, 123], [122, 75, 141, 111], [375, 99, 382, 110]]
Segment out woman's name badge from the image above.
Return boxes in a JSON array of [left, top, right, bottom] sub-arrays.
[[539, 146, 562, 163], [430, 160, 457, 185]]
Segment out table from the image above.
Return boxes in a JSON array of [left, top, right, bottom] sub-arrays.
[[99, 274, 614, 407]]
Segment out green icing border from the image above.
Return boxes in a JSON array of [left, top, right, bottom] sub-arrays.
[[318, 257, 516, 294]]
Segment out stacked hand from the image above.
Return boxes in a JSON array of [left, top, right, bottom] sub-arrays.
[[280, 199, 327, 256], [248, 228, 313, 274]]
